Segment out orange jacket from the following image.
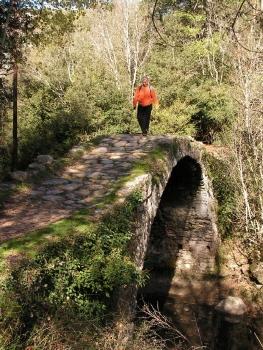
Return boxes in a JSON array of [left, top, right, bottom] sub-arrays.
[[133, 85, 159, 108]]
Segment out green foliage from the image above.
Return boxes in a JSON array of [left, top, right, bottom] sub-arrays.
[[0, 210, 93, 276], [203, 153, 238, 238], [0, 148, 10, 181], [145, 9, 235, 142], [0, 192, 143, 348], [161, 10, 205, 47], [190, 81, 234, 143], [14, 33, 134, 168], [151, 101, 196, 136], [0, 4, 236, 176]]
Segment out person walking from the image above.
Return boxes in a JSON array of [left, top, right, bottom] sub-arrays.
[[133, 76, 159, 136]]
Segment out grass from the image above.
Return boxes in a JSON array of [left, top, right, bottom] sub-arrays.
[[0, 209, 95, 276]]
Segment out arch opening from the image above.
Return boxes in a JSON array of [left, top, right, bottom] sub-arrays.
[[139, 156, 204, 306]]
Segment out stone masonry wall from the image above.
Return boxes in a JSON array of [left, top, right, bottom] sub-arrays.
[[147, 157, 219, 277]]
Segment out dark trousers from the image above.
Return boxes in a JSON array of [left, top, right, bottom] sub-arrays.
[[137, 104, 152, 135]]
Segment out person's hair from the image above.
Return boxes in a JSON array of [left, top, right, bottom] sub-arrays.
[[141, 75, 149, 83]]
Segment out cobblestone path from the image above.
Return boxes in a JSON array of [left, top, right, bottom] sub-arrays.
[[0, 135, 168, 242]]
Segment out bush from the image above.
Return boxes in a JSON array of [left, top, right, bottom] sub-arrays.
[[0, 192, 144, 348], [203, 153, 238, 238], [189, 81, 234, 144]]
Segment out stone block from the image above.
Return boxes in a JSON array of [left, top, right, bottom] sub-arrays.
[[69, 146, 85, 155], [61, 183, 82, 192], [215, 296, 247, 323], [91, 147, 108, 154], [36, 155, 54, 165], [10, 171, 28, 182], [28, 163, 46, 171], [250, 262, 263, 284], [43, 179, 68, 186]]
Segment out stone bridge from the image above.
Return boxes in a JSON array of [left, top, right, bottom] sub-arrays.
[[1, 134, 259, 349], [0, 133, 219, 277], [0, 135, 218, 249], [0, 134, 221, 346]]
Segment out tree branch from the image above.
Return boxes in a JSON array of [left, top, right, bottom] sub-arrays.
[[151, 0, 177, 48]]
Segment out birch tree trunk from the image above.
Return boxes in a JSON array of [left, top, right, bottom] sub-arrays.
[[89, 0, 153, 99], [230, 9, 263, 252]]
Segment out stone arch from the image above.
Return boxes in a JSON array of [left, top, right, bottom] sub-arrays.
[[137, 153, 217, 302], [117, 138, 253, 349], [118, 138, 219, 321], [145, 155, 204, 271]]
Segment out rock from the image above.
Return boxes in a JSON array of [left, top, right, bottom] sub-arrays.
[[79, 197, 93, 204], [38, 186, 48, 192], [10, 171, 28, 182], [65, 193, 77, 200], [100, 159, 113, 164], [29, 170, 40, 176], [36, 155, 54, 165], [30, 190, 43, 197], [73, 172, 86, 179], [61, 183, 81, 192], [215, 296, 247, 323], [0, 183, 14, 192], [114, 141, 127, 147], [76, 189, 90, 197], [120, 162, 131, 168], [43, 179, 68, 186], [64, 200, 75, 205], [66, 168, 81, 174], [81, 154, 93, 160], [241, 264, 249, 275], [46, 189, 64, 195], [100, 137, 113, 143], [109, 154, 122, 160], [101, 164, 114, 170], [69, 146, 85, 155], [28, 163, 46, 171], [70, 179, 83, 184], [42, 195, 63, 202], [155, 138, 172, 146], [250, 262, 263, 284], [92, 147, 108, 154], [87, 172, 101, 179], [119, 134, 133, 141]]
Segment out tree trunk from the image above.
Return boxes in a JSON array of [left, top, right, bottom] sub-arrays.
[[203, 0, 213, 36], [11, 62, 18, 171]]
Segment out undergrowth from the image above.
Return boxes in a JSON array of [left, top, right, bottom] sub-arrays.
[[203, 152, 238, 239], [0, 139, 175, 349], [0, 191, 144, 349]]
